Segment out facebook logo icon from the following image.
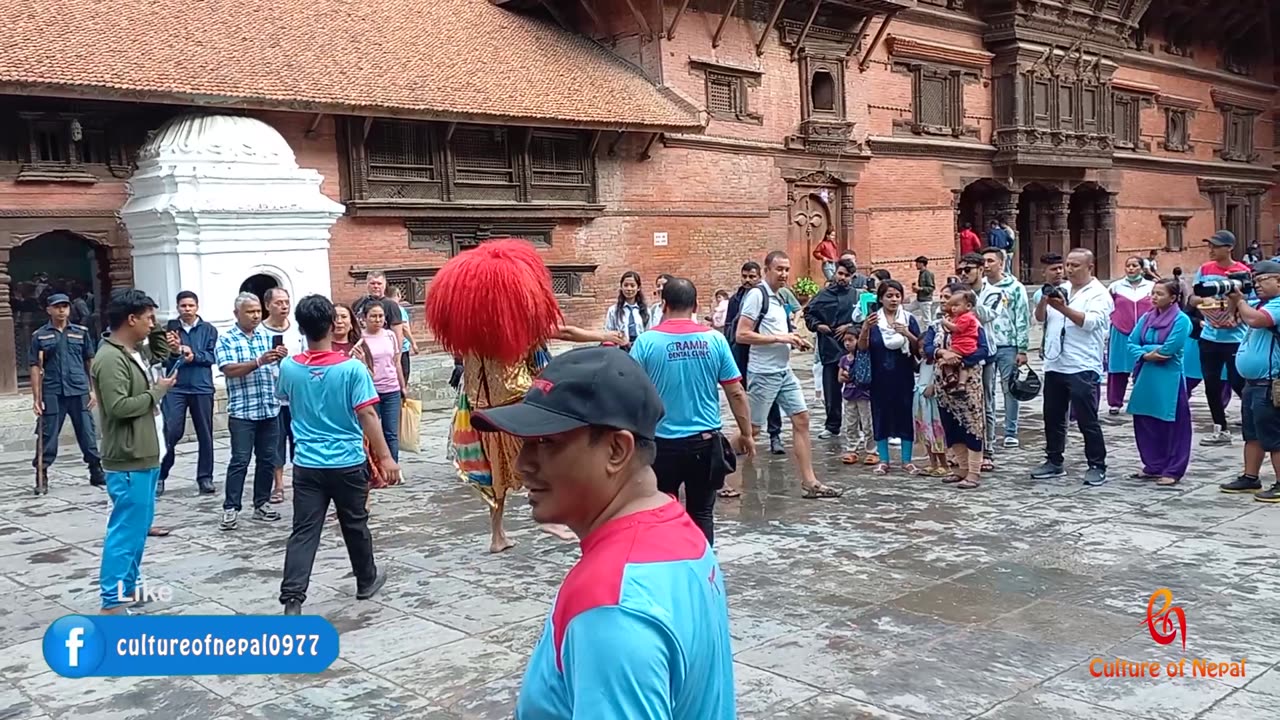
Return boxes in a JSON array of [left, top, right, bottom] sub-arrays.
[[43, 616, 105, 678]]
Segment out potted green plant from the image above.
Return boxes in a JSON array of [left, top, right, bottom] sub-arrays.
[[793, 277, 821, 305]]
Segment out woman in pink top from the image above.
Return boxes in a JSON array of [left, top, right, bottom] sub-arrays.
[[361, 303, 405, 461], [1106, 257, 1155, 414]]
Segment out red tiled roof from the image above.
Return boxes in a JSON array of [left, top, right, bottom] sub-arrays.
[[0, 0, 702, 131]]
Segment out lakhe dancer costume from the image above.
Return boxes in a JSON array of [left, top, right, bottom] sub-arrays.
[[429, 238, 612, 552]]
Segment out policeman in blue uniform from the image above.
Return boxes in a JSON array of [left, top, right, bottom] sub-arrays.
[[30, 293, 105, 494]]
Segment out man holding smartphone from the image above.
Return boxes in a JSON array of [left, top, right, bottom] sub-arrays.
[[735, 251, 840, 499]]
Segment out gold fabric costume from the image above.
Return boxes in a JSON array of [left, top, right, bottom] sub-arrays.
[[457, 351, 539, 504]]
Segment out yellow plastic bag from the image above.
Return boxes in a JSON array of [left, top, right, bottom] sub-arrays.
[[400, 397, 422, 454]]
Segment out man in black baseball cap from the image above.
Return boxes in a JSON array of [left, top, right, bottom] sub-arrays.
[[1190, 228, 1251, 446], [475, 346, 736, 719]]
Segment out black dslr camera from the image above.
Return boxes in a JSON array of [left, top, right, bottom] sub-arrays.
[[1041, 284, 1067, 302], [1192, 272, 1252, 298]]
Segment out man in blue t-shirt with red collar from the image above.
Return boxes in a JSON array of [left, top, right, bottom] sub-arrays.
[[629, 277, 753, 545], [1189, 230, 1253, 445], [472, 346, 735, 720], [275, 295, 400, 615]]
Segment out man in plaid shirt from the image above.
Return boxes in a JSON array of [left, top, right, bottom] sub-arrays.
[[216, 292, 288, 531]]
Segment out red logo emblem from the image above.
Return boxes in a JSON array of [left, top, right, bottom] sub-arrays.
[[531, 378, 554, 394], [1144, 588, 1187, 651]]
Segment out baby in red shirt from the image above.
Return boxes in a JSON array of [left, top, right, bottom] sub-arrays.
[[938, 289, 980, 394]]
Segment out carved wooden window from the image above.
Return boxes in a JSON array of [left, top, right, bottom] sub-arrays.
[[452, 126, 515, 184], [905, 65, 964, 137], [367, 119, 436, 182], [1163, 109, 1191, 152], [12, 113, 129, 182], [346, 118, 596, 208], [1058, 85, 1075, 127], [800, 56, 845, 121], [707, 72, 744, 116], [1223, 49, 1250, 76], [1112, 94, 1140, 150], [1032, 81, 1051, 129], [1220, 109, 1257, 162], [1081, 88, 1098, 132], [1159, 213, 1190, 251], [550, 271, 585, 297], [529, 132, 586, 186], [811, 71, 836, 113]]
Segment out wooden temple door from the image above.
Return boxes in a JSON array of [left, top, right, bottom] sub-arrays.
[[790, 192, 832, 279]]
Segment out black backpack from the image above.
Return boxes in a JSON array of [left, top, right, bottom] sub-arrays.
[[727, 286, 791, 347]]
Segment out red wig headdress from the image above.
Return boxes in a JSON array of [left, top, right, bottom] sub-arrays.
[[426, 238, 563, 365]]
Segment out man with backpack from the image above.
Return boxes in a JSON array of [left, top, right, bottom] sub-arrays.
[[735, 251, 842, 499], [724, 261, 785, 454], [987, 217, 1016, 275]]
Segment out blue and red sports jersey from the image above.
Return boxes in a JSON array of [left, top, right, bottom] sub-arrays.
[[514, 501, 735, 720], [276, 351, 378, 469]]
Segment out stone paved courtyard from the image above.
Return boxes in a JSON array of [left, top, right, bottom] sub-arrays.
[[3, 362, 1280, 720]]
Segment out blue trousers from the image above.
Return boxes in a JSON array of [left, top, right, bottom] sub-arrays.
[[160, 393, 215, 485], [33, 392, 101, 469], [377, 391, 402, 462], [99, 467, 158, 609]]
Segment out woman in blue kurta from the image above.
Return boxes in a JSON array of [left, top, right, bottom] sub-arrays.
[[857, 280, 921, 474], [1126, 278, 1193, 487]]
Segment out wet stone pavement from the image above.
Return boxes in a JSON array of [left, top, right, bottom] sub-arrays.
[[2, 358, 1280, 720]]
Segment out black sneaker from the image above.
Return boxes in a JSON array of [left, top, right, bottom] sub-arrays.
[[1255, 482, 1280, 503], [1083, 467, 1107, 486], [197, 479, 216, 495], [89, 465, 106, 488], [283, 600, 302, 615], [1220, 475, 1262, 494], [356, 569, 387, 600], [1030, 462, 1066, 479], [253, 506, 282, 522]]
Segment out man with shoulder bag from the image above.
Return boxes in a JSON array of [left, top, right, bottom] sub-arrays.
[[1219, 259, 1280, 501]]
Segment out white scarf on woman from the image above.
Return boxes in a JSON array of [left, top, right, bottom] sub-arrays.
[[878, 305, 912, 354]]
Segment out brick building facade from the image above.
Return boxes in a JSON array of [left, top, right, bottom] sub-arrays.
[[0, 0, 1275, 392]]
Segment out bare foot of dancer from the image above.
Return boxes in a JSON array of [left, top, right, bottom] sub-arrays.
[[489, 532, 516, 554], [539, 523, 577, 541]]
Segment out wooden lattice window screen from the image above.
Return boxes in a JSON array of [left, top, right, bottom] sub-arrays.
[[530, 133, 586, 186], [918, 76, 948, 128], [1113, 96, 1137, 148], [78, 128, 109, 165], [31, 121, 68, 163], [707, 72, 742, 115], [550, 272, 583, 296], [452, 126, 514, 184], [367, 120, 435, 181]]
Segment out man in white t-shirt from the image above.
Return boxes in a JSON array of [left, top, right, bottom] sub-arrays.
[[735, 251, 841, 499], [1032, 248, 1113, 486]]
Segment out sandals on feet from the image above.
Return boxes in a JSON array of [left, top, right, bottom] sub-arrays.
[[873, 463, 891, 475], [1156, 477, 1181, 489], [863, 455, 879, 466], [802, 483, 843, 499], [841, 453, 859, 465], [941, 474, 963, 484], [957, 477, 981, 489], [903, 464, 923, 476], [980, 458, 995, 472], [717, 487, 742, 498], [270, 489, 285, 504]]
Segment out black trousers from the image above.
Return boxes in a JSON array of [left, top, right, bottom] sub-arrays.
[[653, 433, 725, 546], [33, 392, 100, 470], [160, 393, 214, 485], [731, 343, 781, 438], [1043, 370, 1107, 469], [821, 362, 843, 433], [1198, 339, 1246, 429], [224, 416, 278, 512], [280, 463, 377, 605]]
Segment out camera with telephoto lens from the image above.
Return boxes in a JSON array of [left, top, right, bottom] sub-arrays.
[[1041, 284, 1067, 302], [1192, 272, 1252, 298]]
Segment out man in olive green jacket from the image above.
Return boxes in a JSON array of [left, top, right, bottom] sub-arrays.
[[90, 289, 175, 614]]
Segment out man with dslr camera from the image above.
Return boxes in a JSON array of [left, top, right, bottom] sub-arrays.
[[1031, 249, 1113, 486], [1218, 260, 1280, 501], [1189, 230, 1252, 445]]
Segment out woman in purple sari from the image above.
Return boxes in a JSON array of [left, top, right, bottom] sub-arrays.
[[1125, 279, 1193, 487]]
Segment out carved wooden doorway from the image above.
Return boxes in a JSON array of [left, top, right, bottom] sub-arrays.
[[1069, 183, 1114, 278], [790, 191, 833, 280], [1017, 183, 1063, 284]]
